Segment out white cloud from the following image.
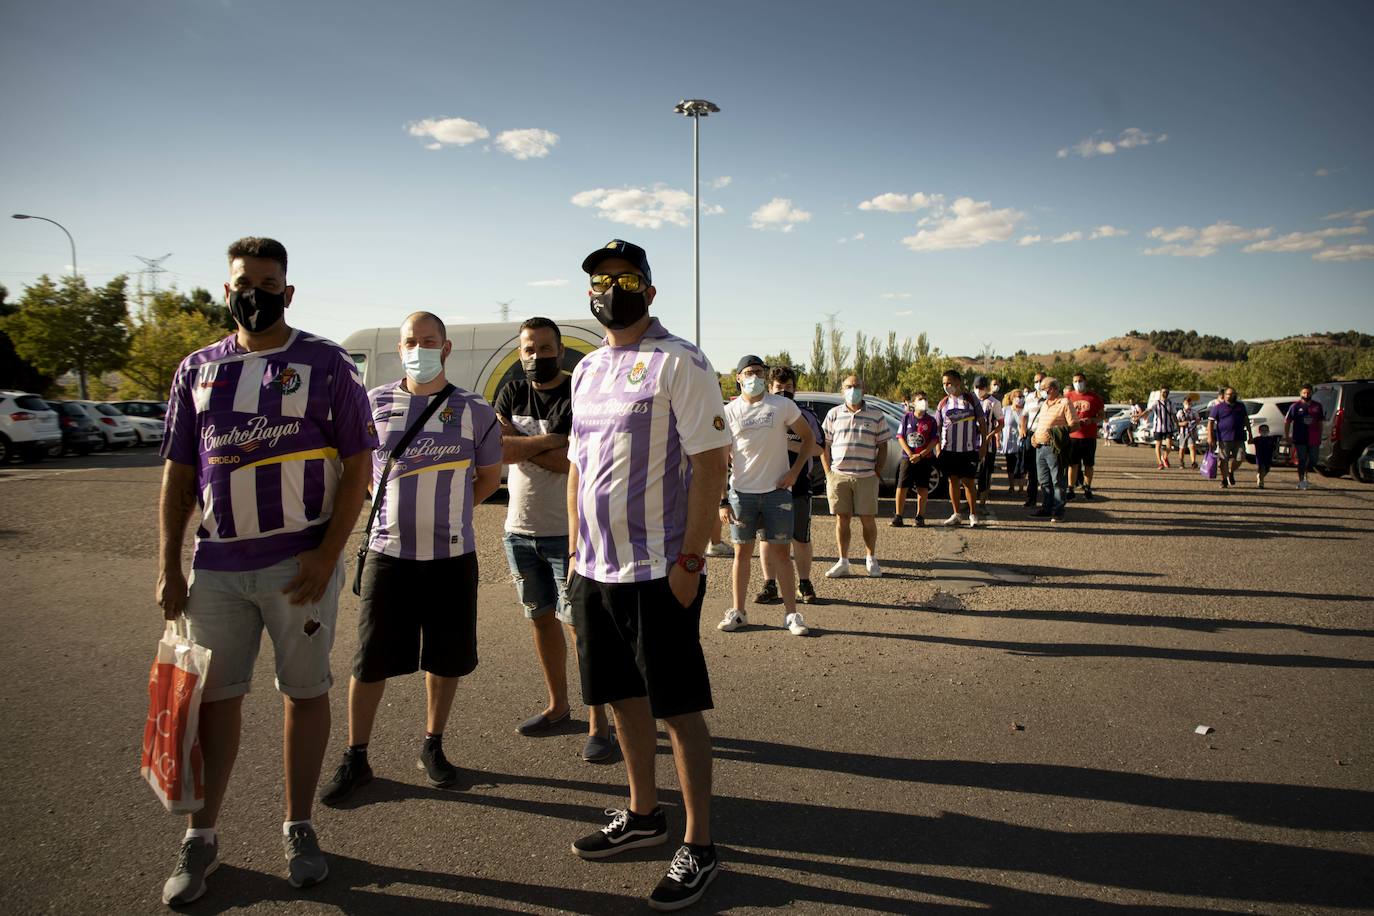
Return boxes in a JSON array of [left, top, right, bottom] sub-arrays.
[[1313, 243, 1374, 262], [494, 128, 559, 159], [1090, 225, 1128, 239], [571, 185, 712, 229], [1058, 127, 1168, 159], [1052, 231, 1084, 244], [858, 192, 943, 213], [1243, 226, 1367, 253], [750, 197, 812, 232], [1017, 235, 1042, 246], [526, 278, 569, 288], [880, 292, 913, 300], [405, 116, 489, 147], [1321, 208, 1374, 222], [893, 309, 914, 317], [424, 142, 442, 151], [1142, 221, 1271, 256], [1315, 168, 1331, 177], [837, 232, 865, 244], [901, 197, 1024, 252], [710, 176, 732, 189]]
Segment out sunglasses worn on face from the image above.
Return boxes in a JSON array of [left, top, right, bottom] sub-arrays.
[[590, 273, 647, 293]]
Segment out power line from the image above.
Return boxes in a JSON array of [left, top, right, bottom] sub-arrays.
[[135, 252, 172, 306]]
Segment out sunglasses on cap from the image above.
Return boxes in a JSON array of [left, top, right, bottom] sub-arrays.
[[590, 272, 648, 293]]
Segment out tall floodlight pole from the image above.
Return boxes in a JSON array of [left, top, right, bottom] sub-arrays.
[[12, 213, 78, 277], [673, 99, 719, 346]]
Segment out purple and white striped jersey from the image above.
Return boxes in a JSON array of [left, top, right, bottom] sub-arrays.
[[935, 393, 985, 453], [1149, 399, 1178, 435], [162, 330, 377, 572], [368, 381, 502, 560], [569, 319, 732, 584]]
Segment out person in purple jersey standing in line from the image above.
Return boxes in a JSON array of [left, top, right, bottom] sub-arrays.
[[319, 311, 502, 803], [156, 237, 377, 906], [1284, 384, 1325, 490], [565, 240, 731, 912]]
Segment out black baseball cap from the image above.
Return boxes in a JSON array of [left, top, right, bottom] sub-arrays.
[[735, 354, 767, 374], [582, 239, 652, 285], [973, 375, 990, 390]]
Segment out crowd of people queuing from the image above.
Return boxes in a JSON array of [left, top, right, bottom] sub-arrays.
[[151, 234, 1325, 913]]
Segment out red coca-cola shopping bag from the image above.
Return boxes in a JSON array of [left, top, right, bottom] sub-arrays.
[[140, 620, 212, 813]]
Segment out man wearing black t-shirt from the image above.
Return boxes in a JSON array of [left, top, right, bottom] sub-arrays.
[[756, 365, 824, 606], [495, 318, 611, 762]]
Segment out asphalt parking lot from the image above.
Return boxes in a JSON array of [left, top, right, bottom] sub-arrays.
[[0, 444, 1370, 914]]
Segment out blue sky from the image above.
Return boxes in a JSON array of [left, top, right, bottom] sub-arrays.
[[2, 0, 1371, 373]]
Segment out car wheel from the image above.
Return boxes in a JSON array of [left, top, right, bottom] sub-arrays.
[[48, 442, 64, 458], [0, 435, 12, 464], [19, 444, 47, 463], [75, 445, 93, 457], [1317, 464, 1343, 478]]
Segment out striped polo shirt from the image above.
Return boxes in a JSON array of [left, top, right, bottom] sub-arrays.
[[368, 381, 502, 561], [935, 393, 985, 453], [569, 319, 732, 584], [161, 330, 377, 572], [1149, 399, 1178, 434], [822, 403, 891, 477]]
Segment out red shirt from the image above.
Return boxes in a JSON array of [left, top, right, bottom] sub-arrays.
[[1066, 389, 1104, 439]]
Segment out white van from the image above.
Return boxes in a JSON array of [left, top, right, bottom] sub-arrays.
[[341, 318, 608, 404]]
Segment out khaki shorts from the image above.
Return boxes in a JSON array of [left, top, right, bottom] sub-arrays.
[[826, 472, 879, 516]]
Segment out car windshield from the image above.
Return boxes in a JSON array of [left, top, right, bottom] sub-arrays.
[[94, 403, 124, 417], [15, 395, 50, 411], [55, 402, 85, 417], [1243, 401, 1262, 415]]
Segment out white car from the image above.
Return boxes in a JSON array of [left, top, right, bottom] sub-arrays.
[[1240, 397, 1297, 463], [0, 389, 62, 463], [125, 414, 165, 446], [72, 400, 138, 449]]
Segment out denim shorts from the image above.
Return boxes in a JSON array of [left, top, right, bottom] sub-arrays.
[[184, 556, 342, 703], [503, 532, 573, 624], [729, 488, 793, 544]]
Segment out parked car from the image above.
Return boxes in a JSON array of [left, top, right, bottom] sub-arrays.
[[1312, 379, 1374, 478], [107, 400, 168, 421], [0, 390, 62, 463], [791, 391, 938, 495], [1240, 397, 1296, 464], [71, 400, 138, 449], [1354, 444, 1374, 483], [125, 414, 166, 446], [44, 400, 104, 456], [1102, 409, 1136, 444]]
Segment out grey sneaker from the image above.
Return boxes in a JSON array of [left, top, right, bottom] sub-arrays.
[[284, 823, 329, 889], [162, 836, 219, 906]]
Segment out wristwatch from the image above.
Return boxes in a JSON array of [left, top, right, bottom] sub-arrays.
[[676, 553, 706, 574]]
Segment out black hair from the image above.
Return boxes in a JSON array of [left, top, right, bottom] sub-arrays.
[[519, 316, 562, 344], [227, 237, 288, 272]]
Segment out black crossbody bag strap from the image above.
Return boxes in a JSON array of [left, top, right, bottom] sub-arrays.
[[352, 384, 455, 595]]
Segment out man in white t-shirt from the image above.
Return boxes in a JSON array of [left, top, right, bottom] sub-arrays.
[[716, 355, 816, 636]]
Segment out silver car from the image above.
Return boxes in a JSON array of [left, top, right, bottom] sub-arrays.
[[791, 391, 928, 493]]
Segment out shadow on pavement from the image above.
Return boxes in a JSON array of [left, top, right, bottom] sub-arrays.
[[914, 605, 1374, 639]]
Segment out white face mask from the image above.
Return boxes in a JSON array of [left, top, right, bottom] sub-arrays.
[[1034, 380, 1043, 391], [740, 375, 766, 398], [991, 384, 1000, 395], [1073, 381, 1086, 393], [843, 385, 863, 406], [942, 383, 957, 397], [402, 345, 444, 384], [915, 399, 928, 413]]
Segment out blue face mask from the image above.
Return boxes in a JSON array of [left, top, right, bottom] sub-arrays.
[[402, 346, 444, 384], [740, 375, 766, 398], [844, 386, 863, 406]]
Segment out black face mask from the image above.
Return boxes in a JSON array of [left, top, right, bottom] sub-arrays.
[[589, 287, 647, 330], [777, 390, 794, 400], [522, 355, 561, 384], [228, 288, 286, 333]]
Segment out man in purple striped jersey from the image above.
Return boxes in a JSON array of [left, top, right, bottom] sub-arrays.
[[566, 240, 731, 912], [156, 237, 377, 905], [319, 311, 502, 803]]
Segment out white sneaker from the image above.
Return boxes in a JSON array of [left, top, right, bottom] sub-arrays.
[[968, 515, 981, 528], [942, 514, 962, 527], [825, 560, 852, 578], [1298, 480, 1309, 490], [865, 556, 882, 577], [716, 608, 747, 631], [705, 541, 734, 558], [785, 612, 810, 636]]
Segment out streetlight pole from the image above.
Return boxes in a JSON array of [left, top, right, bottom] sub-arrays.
[[12, 213, 78, 277], [672, 99, 719, 347]]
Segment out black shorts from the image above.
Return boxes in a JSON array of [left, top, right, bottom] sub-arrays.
[[570, 572, 712, 720], [354, 551, 479, 681], [937, 449, 979, 481], [896, 457, 933, 492], [791, 494, 813, 544], [1071, 438, 1097, 467]]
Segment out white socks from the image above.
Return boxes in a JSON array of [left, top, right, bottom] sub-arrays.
[[283, 819, 312, 836], [185, 827, 217, 844]]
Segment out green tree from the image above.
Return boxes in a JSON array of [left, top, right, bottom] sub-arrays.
[[895, 351, 949, 403], [0, 283, 54, 392], [1110, 354, 1201, 403], [1046, 357, 1112, 400], [1229, 340, 1330, 397], [827, 327, 849, 391], [185, 287, 235, 331], [0, 274, 130, 398], [120, 290, 226, 399], [807, 324, 827, 391], [1344, 347, 1374, 380], [996, 353, 1049, 392]]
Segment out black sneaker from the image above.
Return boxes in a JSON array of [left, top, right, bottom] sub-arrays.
[[320, 750, 373, 805], [649, 843, 719, 912], [1064, 489, 1075, 501], [418, 741, 459, 788], [797, 579, 817, 604], [1227, 472, 1237, 486], [890, 515, 905, 527], [1221, 477, 1229, 489], [571, 807, 668, 859], [1083, 486, 1094, 500], [1022, 498, 1037, 508], [915, 515, 925, 527], [753, 579, 780, 604]]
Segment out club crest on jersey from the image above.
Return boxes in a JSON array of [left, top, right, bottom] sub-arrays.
[[627, 361, 648, 385], [713, 415, 725, 431], [439, 407, 455, 425], [273, 367, 302, 395]]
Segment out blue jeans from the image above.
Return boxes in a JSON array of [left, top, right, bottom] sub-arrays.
[[503, 533, 572, 624], [729, 488, 794, 544], [1295, 442, 1317, 476], [1036, 445, 1064, 516]]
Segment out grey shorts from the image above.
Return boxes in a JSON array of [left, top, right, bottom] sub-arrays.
[[1217, 440, 1244, 461], [184, 556, 342, 703]]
